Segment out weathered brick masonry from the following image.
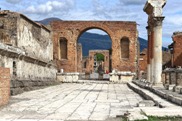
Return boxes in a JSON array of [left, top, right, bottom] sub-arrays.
[[51, 21, 138, 73], [87, 50, 110, 73], [0, 67, 10, 106], [172, 32, 182, 67]]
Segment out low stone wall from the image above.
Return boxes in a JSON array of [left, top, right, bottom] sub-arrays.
[[0, 41, 58, 95], [0, 67, 10, 106], [109, 72, 135, 83], [57, 73, 79, 83], [11, 79, 59, 95]]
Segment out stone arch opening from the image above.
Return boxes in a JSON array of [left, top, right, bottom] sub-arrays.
[[77, 28, 112, 74], [59, 37, 68, 60], [120, 37, 130, 59]]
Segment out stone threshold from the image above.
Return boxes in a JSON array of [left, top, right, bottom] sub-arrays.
[[131, 81, 182, 106]]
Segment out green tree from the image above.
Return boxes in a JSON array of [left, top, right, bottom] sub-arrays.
[[96, 53, 104, 61]]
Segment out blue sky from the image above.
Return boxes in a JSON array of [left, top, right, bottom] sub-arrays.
[[1, 0, 182, 47]]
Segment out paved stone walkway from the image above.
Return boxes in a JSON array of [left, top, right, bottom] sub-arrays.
[[0, 83, 143, 121]]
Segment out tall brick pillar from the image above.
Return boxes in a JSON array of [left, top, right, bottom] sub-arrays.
[[0, 67, 10, 106]]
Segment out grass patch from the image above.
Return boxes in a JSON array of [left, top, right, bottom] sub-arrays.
[[135, 116, 182, 121]]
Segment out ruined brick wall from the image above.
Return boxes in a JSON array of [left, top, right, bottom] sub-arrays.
[[0, 67, 10, 106], [0, 10, 57, 95], [82, 57, 89, 73], [77, 43, 82, 73], [139, 49, 148, 72], [172, 32, 182, 67], [51, 21, 138, 73], [87, 50, 110, 73], [139, 49, 171, 73]]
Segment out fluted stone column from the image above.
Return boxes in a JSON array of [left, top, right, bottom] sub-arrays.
[[153, 17, 164, 85], [144, 0, 166, 86]]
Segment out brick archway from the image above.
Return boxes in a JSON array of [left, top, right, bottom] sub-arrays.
[[51, 21, 138, 73], [87, 50, 110, 74]]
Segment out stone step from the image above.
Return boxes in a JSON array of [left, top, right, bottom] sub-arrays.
[[127, 82, 175, 108]]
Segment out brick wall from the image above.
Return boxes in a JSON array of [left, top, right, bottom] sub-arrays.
[[51, 21, 138, 73], [77, 43, 83, 73], [172, 32, 182, 67], [139, 49, 148, 72], [0, 67, 10, 106], [87, 50, 110, 73]]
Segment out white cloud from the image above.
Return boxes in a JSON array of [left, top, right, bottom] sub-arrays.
[[119, 0, 145, 5], [6, 0, 22, 4], [2, 0, 182, 47], [25, 0, 74, 15]]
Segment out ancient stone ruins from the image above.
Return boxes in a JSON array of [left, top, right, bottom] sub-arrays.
[[1, 0, 182, 121]]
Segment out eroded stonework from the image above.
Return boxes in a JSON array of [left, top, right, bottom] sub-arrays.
[[51, 21, 138, 74], [0, 10, 57, 95]]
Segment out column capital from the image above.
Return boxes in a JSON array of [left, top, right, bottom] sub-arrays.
[[153, 17, 165, 27], [144, 0, 167, 16]]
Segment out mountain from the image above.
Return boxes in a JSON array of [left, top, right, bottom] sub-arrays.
[[78, 32, 112, 56], [78, 32, 150, 56], [35, 17, 62, 25], [78, 33, 168, 56]]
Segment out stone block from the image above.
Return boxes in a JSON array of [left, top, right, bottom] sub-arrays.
[[103, 74, 110, 80], [174, 97, 182, 106], [164, 84, 175, 91], [174, 86, 182, 94], [137, 100, 155, 107], [90, 73, 99, 79], [73, 75, 79, 82], [57, 73, 79, 83]]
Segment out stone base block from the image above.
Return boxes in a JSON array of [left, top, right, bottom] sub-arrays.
[[103, 74, 110, 80], [109, 72, 135, 83], [90, 73, 99, 79], [137, 100, 155, 107], [164, 84, 175, 90], [57, 73, 79, 83], [174, 86, 182, 94]]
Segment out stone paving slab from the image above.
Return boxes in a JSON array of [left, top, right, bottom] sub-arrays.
[[0, 83, 144, 121]]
